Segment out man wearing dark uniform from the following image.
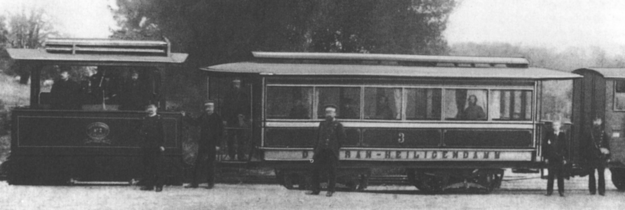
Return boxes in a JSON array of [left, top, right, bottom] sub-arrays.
[[585, 116, 611, 195], [223, 78, 250, 160], [307, 105, 346, 197], [543, 121, 567, 197], [182, 101, 224, 189], [139, 104, 165, 192], [50, 69, 80, 110]]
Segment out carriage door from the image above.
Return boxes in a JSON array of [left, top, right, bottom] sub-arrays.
[[208, 76, 256, 161], [572, 71, 606, 165]]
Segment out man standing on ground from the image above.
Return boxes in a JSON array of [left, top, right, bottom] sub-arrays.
[[586, 116, 611, 196], [182, 101, 224, 189], [543, 121, 567, 197], [307, 105, 346, 197], [139, 104, 165, 192]]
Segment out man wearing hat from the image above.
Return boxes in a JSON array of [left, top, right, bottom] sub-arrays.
[[307, 104, 346, 197], [585, 116, 611, 195], [222, 78, 250, 160], [139, 104, 165, 192], [182, 100, 224, 189], [50, 68, 80, 109]]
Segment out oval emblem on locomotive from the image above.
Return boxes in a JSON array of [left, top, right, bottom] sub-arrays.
[[85, 122, 112, 144]]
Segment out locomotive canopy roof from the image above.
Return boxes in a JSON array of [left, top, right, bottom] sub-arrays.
[[6, 38, 188, 65], [573, 68, 625, 79], [203, 52, 580, 80]]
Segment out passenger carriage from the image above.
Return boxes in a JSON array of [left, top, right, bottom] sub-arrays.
[[572, 68, 625, 190], [202, 52, 580, 193], [5, 38, 187, 185]]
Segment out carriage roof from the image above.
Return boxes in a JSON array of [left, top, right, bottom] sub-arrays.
[[6, 38, 188, 65], [203, 52, 580, 80], [573, 68, 625, 79]]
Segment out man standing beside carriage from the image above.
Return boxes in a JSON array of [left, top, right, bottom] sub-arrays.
[[585, 116, 611, 196], [307, 104, 346, 197], [182, 101, 224, 189], [543, 121, 568, 197]]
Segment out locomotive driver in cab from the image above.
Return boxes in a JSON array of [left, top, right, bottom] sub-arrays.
[[139, 104, 165, 192], [307, 105, 346, 197]]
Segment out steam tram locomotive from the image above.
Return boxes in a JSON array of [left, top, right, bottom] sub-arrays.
[[7, 39, 625, 193], [6, 38, 187, 184], [202, 52, 582, 193]]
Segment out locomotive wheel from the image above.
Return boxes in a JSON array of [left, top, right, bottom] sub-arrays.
[[610, 168, 625, 191]]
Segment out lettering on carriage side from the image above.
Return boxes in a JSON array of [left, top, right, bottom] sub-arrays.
[[413, 151, 420, 159], [288, 150, 512, 160]]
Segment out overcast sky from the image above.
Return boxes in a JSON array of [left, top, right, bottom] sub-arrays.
[[1, 0, 625, 55], [445, 0, 625, 54]]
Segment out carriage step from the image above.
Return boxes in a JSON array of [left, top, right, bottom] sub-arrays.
[[70, 180, 132, 185]]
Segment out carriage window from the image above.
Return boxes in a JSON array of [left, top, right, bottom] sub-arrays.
[[316, 87, 360, 119], [615, 81, 625, 111], [406, 88, 441, 120], [444, 89, 488, 120], [490, 90, 532, 120], [364, 88, 401, 120], [267, 87, 313, 119]]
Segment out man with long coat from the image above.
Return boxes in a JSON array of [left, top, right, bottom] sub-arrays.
[[139, 104, 165, 192], [307, 105, 346, 197], [182, 101, 224, 189], [585, 117, 611, 196], [543, 121, 568, 197]]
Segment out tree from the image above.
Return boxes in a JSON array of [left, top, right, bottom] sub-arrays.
[[0, 15, 11, 73], [3, 7, 58, 84], [111, 0, 457, 66]]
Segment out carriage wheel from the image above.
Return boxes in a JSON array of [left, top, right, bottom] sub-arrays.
[[611, 168, 625, 191], [413, 171, 446, 194]]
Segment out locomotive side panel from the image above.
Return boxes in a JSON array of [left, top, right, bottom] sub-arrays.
[[9, 110, 184, 184]]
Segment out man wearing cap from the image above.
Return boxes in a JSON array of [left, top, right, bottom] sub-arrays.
[[585, 116, 611, 195], [139, 104, 165, 192], [222, 78, 250, 160], [182, 101, 224, 189], [307, 104, 346, 197], [50, 69, 80, 109]]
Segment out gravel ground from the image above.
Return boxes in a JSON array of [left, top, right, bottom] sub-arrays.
[[1, 170, 624, 210]]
